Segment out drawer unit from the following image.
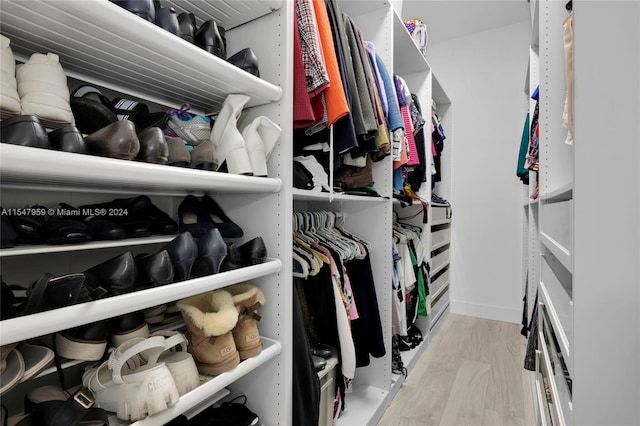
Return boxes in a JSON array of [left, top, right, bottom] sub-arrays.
[[431, 205, 451, 223], [430, 267, 449, 297], [541, 199, 572, 255], [431, 224, 451, 248], [429, 283, 449, 330], [536, 332, 567, 426], [540, 253, 572, 372], [431, 246, 450, 274], [540, 303, 573, 426]]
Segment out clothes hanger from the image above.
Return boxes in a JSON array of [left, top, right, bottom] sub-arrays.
[[292, 251, 309, 278]]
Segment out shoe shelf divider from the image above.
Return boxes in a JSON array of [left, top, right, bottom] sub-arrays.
[[0, 258, 282, 346], [111, 337, 282, 426], [0, 0, 282, 114], [0, 145, 283, 196]]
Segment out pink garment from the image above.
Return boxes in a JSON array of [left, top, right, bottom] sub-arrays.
[[401, 104, 420, 166], [342, 267, 359, 320]]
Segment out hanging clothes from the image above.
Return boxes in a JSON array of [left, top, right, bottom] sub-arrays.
[[517, 113, 530, 183], [311, 0, 349, 127], [295, 0, 329, 96], [293, 15, 316, 128]]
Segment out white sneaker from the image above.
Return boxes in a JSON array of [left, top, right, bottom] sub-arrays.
[[16, 52, 73, 128], [0, 35, 21, 118], [82, 336, 179, 421], [143, 330, 200, 396]]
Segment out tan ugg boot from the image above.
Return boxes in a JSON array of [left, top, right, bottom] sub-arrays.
[[226, 283, 266, 360], [177, 290, 240, 375]]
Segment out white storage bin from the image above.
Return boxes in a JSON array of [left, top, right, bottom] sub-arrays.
[[431, 205, 451, 223], [431, 247, 450, 274], [431, 267, 449, 296], [431, 225, 451, 249], [540, 253, 573, 374], [429, 285, 449, 330]]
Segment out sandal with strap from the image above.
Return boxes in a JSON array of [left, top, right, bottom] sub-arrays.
[[142, 330, 199, 396], [82, 336, 179, 421], [9, 385, 108, 426]]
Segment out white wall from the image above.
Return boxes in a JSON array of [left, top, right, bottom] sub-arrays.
[[427, 20, 531, 323]]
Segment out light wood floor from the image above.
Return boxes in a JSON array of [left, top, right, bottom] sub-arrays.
[[378, 314, 535, 426]]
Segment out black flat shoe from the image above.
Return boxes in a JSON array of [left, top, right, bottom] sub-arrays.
[[131, 195, 177, 235], [10, 205, 49, 244], [79, 197, 151, 238], [43, 215, 89, 245], [191, 228, 227, 278], [109, 310, 149, 346], [199, 194, 243, 238], [177, 12, 196, 43], [0, 115, 49, 149], [310, 342, 333, 359], [48, 126, 87, 154], [163, 232, 198, 282], [70, 85, 118, 135], [57, 203, 126, 241], [312, 354, 327, 371], [227, 48, 260, 77], [135, 250, 174, 287], [238, 236, 267, 266], [195, 20, 226, 59], [84, 252, 137, 296]]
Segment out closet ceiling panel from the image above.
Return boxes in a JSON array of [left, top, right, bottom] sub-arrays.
[[1, 0, 282, 113]]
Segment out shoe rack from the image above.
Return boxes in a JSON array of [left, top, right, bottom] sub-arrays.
[[0, 0, 293, 424]]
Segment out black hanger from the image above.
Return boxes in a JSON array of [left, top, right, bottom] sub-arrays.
[[566, 1, 572, 12]]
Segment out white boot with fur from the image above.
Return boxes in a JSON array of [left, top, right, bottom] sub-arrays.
[[177, 289, 240, 375]]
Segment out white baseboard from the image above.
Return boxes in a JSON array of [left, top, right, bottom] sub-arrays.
[[450, 299, 522, 324]]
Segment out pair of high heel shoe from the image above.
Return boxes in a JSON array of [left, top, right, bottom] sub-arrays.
[[210, 94, 281, 177], [164, 230, 227, 281]]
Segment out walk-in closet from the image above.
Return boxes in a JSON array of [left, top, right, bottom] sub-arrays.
[[0, 1, 638, 425]]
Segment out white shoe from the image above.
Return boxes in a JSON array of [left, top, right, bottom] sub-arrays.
[[82, 336, 179, 421], [210, 94, 253, 175], [0, 35, 21, 118], [16, 52, 74, 128], [143, 330, 200, 396], [241, 116, 281, 177]]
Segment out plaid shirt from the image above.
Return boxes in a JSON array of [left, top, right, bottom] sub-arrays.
[[296, 0, 330, 93]]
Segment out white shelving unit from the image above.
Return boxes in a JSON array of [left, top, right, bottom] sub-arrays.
[[0, 1, 294, 424], [525, 2, 640, 425]]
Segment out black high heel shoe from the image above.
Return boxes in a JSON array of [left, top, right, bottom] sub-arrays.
[[178, 195, 214, 238], [195, 20, 226, 59], [238, 236, 267, 266], [191, 228, 227, 278], [220, 243, 242, 272], [199, 195, 243, 238], [163, 232, 198, 282]]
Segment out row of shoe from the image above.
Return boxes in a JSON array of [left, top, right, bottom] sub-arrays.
[[1, 282, 267, 422], [110, 0, 260, 76], [0, 342, 54, 395], [1, 195, 177, 248]]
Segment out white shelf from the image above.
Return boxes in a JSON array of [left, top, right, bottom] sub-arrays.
[[0, 258, 282, 345], [292, 188, 387, 203], [431, 202, 450, 208], [431, 240, 450, 252], [0, 145, 282, 196], [335, 384, 389, 426], [431, 219, 451, 226], [393, 8, 431, 76], [540, 183, 573, 202], [112, 337, 282, 426], [433, 73, 452, 105], [0, 236, 174, 258], [0, 0, 282, 114], [540, 232, 572, 273]]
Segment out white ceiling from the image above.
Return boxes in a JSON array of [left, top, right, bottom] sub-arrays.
[[400, 0, 531, 44]]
